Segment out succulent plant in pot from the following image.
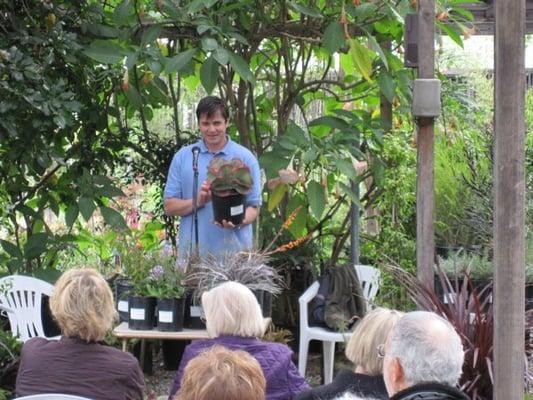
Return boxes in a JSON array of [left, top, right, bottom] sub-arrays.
[[206, 157, 253, 225]]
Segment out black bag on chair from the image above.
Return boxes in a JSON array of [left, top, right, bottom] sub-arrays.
[[309, 265, 367, 331]]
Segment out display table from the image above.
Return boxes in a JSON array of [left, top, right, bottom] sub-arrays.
[[113, 318, 271, 367], [113, 322, 210, 366]]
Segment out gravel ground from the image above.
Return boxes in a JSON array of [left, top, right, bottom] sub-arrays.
[[144, 343, 352, 399]]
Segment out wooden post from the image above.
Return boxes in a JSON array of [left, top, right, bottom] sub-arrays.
[[416, 0, 435, 289], [494, 0, 526, 398]]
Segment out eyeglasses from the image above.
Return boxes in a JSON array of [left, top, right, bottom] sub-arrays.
[[377, 344, 386, 358]]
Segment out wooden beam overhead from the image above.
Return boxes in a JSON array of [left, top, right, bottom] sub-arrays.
[[462, 0, 533, 34]]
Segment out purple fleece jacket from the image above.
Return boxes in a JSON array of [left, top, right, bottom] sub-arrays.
[[168, 335, 309, 400]]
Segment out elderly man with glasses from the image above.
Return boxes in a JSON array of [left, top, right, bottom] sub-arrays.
[[381, 311, 469, 400]]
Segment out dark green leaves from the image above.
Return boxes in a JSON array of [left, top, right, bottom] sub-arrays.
[[165, 49, 197, 74], [289, 1, 323, 18], [0, 240, 22, 258], [228, 52, 254, 83], [200, 55, 219, 93], [24, 233, 48, 259], [78, 197, 96, 221], [307, 180, 326, 219], [141, 25, 162, 45], [323, 22, 345, 54], [100, 206, 128, 230], [84, 40, 124, 64], [65, 205, 79, 229]]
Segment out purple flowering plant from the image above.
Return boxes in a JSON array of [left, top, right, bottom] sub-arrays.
[[143, 252, 188, 299], [121, 242, 187, 298]]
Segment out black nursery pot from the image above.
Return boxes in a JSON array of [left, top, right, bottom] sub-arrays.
[[157, 298, 185, 332], [184, 292, 206, 330], [116, 279, 134, 322], [128, 296, 156, 330], [253, 290, 273, 318], [212, 191, 245, 225]]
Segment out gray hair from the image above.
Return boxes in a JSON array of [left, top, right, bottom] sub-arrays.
[[389, 311, 464, 387]]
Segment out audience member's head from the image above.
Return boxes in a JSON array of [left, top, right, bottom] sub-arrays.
[[50, 268, 117, 342], [202, 281, 265, 338], [345, 307, 404, 376], [383, 311, 464, 396], [174, 345, 266, 400]]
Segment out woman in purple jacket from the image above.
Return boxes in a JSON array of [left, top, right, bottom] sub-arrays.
[[168, 281, 309, 400]]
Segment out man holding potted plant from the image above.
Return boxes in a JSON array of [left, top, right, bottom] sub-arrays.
[[164, 96, 262, 258]]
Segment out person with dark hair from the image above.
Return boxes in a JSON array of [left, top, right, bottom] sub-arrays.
[[164, 96, 262, 257]]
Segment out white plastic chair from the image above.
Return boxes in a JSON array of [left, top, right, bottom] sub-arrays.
[[16, 394, 93, 400], [298, 265, 380, 384], [0, 275, 60, 342]]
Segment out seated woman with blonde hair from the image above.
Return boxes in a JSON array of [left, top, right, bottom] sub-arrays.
[[16, 268, 144, 400], [169, 281, 309, 400], [295, 308, 404, 400], [174, 345, 266, 400]]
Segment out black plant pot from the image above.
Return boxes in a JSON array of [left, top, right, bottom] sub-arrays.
[[212, 191, 245, 225], [116, 279, 133, 322], [184, 292, 206, 329], [128, 296, 156, 330], [253, 290, 273, 318], [162, 340, 189, 371], [157, 298, 185, 331], [263, 292, 273, 318], [41, 295, 61, 337]]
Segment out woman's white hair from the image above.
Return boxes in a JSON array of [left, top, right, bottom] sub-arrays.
[[202, 281, 265, 338], [389, 311, 464, 387]]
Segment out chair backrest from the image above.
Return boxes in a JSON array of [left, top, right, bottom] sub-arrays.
[[354, 265, 380, 306], [16, 394, 93, 400], [0, 275, 54, 342]]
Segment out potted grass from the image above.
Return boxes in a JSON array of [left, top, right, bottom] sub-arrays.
[[189, 251, 283, 318], [206, 157, 253, 225]]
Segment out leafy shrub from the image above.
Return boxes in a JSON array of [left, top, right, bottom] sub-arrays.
[[0, 326, 21, 400]]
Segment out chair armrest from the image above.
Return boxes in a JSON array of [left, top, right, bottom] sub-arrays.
[[299, 281, 320, 305], [299, 281, 320, 331]]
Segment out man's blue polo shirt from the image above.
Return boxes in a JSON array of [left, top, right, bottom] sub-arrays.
[[164, 137, 262, 257]]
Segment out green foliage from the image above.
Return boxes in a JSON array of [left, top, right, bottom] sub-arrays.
[[360, 130, 417, 309], [0, 0, 128, 274], [0, 0, 480, 289], [438, 249, 493, 282], [0, 327, 21, 400]]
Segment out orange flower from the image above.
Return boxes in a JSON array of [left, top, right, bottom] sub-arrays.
[[271, 234, 312, 254], [282, 206, 303, 230]]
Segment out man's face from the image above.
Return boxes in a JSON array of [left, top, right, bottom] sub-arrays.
[[199, 111, 229, 151]]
